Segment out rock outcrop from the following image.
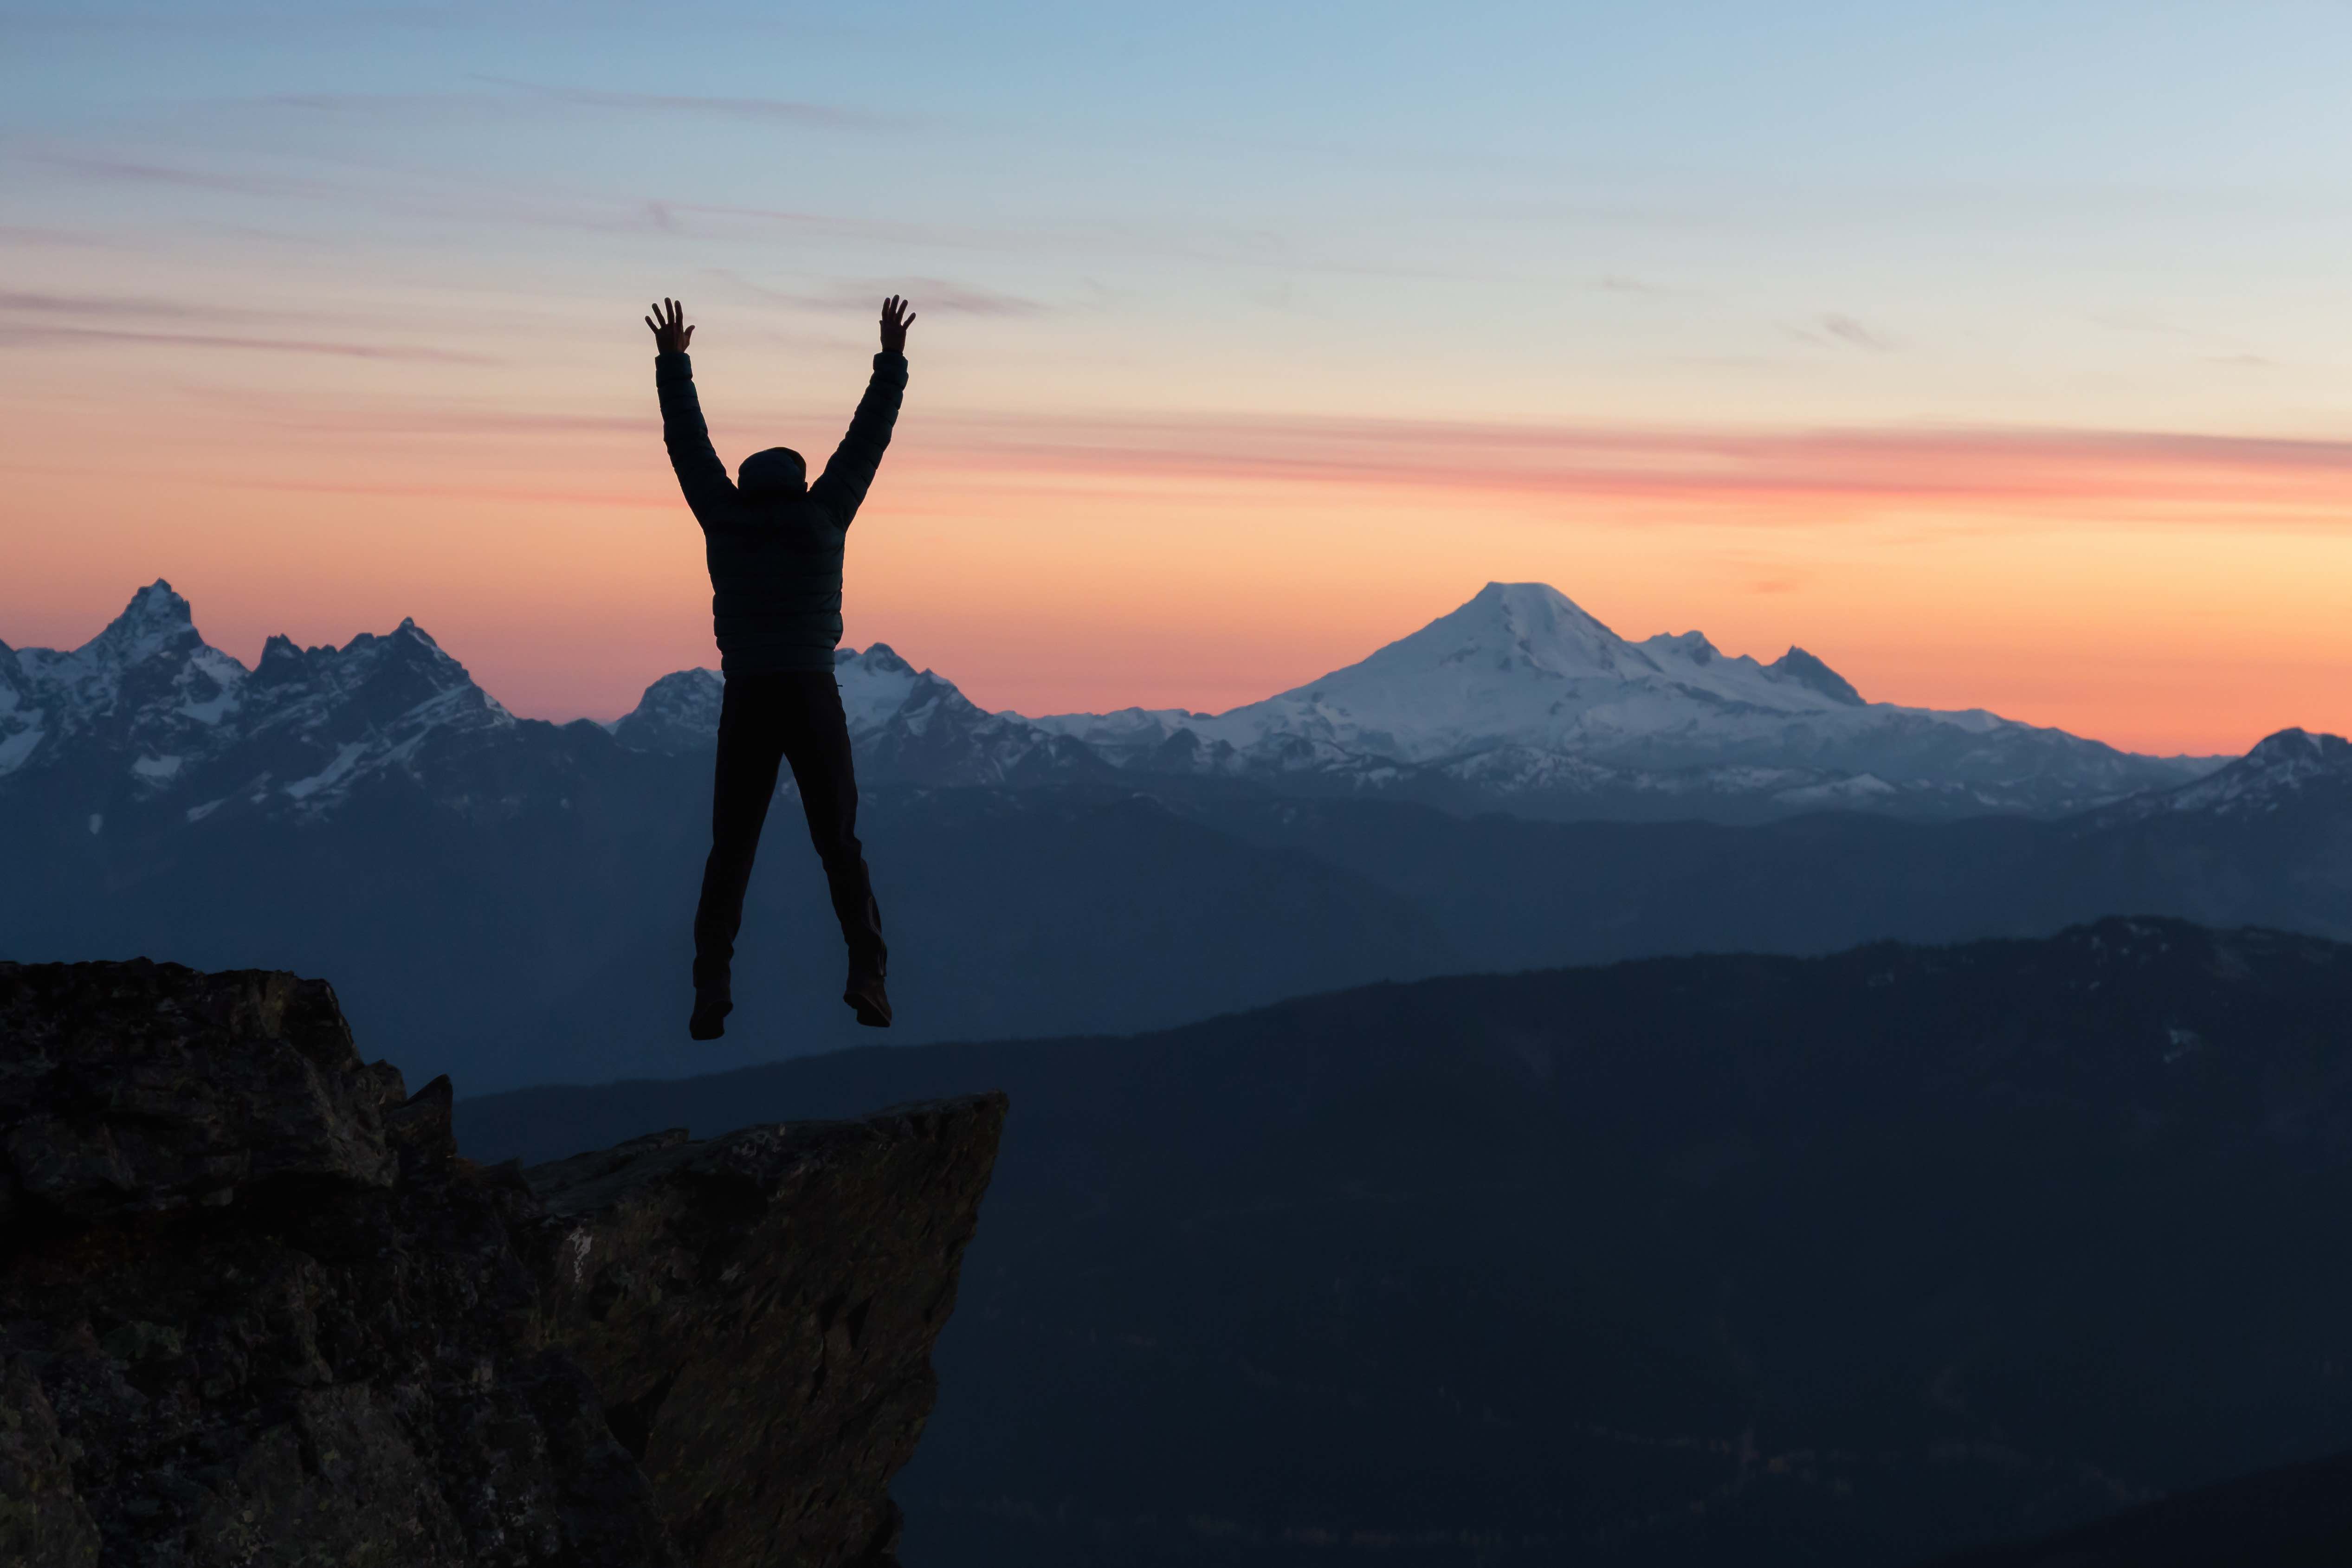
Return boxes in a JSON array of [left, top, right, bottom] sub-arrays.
[[522, 1099, 1004, 1567], [0, 959, 1003, 1567]]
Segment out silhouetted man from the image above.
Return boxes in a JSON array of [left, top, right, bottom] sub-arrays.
[[646, 294, 915, 1040]]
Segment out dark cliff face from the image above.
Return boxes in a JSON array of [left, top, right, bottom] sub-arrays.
[[521, 1099, 1005, 1567], [0, 959, 1003, 1568]]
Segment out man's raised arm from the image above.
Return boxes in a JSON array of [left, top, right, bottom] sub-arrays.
[[646, 297, 734, 516], [810, 295, 915, 527]]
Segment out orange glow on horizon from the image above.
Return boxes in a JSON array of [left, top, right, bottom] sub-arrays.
[[7, 357, 2352, 759]]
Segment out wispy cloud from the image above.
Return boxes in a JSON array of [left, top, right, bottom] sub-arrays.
[[1593, 273, 1678, 296], [896, 411, 2352, 528], [39, 152, 323, 198], [471, 75, 901, 131], [0, 289, 491, 361], [711, 270, 1047, 317], [0, 225, 135, 251], [154, 375, 2352, 529], [0, 290, 227, 320], [195, 475, 670, 509], [1790, 313, 1896, 353], [1819, 314, 1893, 352], [0, 324, 494, 363], [26, 142, 1470, 285]]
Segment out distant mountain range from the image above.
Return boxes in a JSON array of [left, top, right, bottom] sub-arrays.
[[3, 582, 2346, 1089], [607, 581, 2225, 820], [0, 580, 2227, 828], [457, 918, 2352, 1568]]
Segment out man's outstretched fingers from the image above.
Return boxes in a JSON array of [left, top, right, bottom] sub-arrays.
[[644, 298, 695, 355]]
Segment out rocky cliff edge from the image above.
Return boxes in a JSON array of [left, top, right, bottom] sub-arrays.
[[0, 958, 1004, 1567]]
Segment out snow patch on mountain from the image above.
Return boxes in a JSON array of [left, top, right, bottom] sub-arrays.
[[0, 722, 41, 777], [836, 644, 930, 733]]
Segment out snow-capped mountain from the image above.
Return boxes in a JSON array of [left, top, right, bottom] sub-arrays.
[[8, 581, 2352, 1093], [605, 668, 723, 756], [0, 581, 523, 826], [607, 645, 1101, 787], [1023, 583, 2222, 817], [1, 585, 1101, 837], [0, 579, 2249, 833], [2092, 727, 2352, 822]]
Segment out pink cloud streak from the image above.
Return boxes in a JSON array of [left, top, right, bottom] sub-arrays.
[[902, 413, 2352, 520]]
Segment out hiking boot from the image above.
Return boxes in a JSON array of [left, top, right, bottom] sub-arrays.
[[844, 965, 892, 1029], [689, 990, 733, 1041]]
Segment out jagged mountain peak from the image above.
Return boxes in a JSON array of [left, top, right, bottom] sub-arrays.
[[73, 580, 201, 667], [2242, 727, 2350, 769], [606, 645, 1102, 787], [609, 651, 956, 758], [2090, 726, 2352, 822], [607, 668, 722, 754], [1644, 629, 1722, 663], [847, 642, 915, 676], [1768, 646, 1867, 706], [347, 617, 454, 663], [0, 584, 517, 811], [252, 618, 495, 727]]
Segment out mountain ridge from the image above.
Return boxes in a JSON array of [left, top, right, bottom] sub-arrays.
[[1013, 582, 2219, 815], [2, 581, 2241, 828], [5, 579, 2350, 1091]]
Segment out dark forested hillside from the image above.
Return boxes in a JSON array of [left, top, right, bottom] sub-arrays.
[[460, 919, 2352, 1568]]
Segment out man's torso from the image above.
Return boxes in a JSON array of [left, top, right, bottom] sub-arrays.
[[704, 498, 847, 673]]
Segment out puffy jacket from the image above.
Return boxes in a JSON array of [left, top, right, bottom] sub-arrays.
[[655, 349, 908, 672]]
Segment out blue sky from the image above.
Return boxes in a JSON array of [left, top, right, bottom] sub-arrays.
[[17, 0, 2352, 425], [8, 2, 2352, 749]]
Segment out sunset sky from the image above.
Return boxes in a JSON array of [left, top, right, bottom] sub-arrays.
[[8, 1, 2352, 755]]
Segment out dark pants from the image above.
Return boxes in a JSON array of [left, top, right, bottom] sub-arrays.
[[692, 671, 885, 997]]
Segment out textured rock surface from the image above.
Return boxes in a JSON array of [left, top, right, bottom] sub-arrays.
[[0, 961, 398, 1223], [1, 960, 1004, 1567], [523, 1094, 1007, 1568], [0, 960, 678, 1567]]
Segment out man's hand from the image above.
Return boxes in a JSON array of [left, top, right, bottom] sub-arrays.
[[879, 294, 916, 356], [645, 297, 693, 355]]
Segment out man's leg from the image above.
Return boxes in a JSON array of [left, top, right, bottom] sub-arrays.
[[690, 673, 788, 1037], [775, 670, 891, 1025]]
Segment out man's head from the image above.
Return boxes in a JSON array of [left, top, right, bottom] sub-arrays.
[[738, 446, 807, 498]]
